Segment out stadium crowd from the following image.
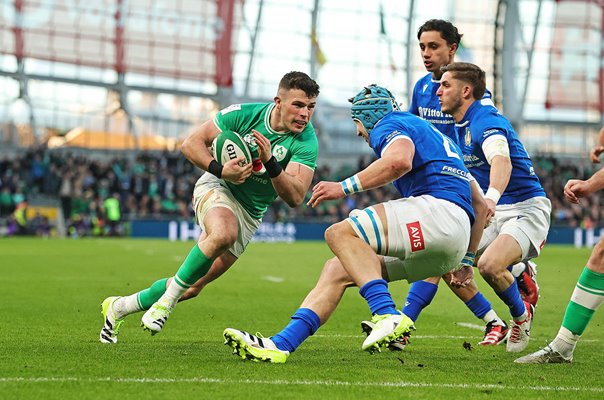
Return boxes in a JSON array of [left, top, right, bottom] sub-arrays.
[[0, 147, 601, 236]]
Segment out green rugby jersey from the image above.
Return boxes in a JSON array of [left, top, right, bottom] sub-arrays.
[[213, 102, 318, 219]]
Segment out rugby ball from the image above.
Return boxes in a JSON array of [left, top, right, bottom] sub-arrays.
[[212, 130, 252, 167]]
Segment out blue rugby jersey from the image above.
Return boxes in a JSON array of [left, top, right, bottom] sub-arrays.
[[370, 111, 475, 224], [455, 101, 546, 205], [409, 72, 493, 144]]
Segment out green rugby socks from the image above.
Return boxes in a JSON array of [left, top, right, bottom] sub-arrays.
[[137, 278, 169, 309], [551, 267, 604, 357], [112, 246, 215, 316], [160, 245, 214, 307]]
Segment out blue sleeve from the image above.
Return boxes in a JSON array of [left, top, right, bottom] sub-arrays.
[[408, 82, 419, 115], [371, 119, 412, 157], [473, 118, 507, 146]]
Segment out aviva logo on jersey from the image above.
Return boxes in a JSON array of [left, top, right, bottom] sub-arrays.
[[464, 127, 472, 146]]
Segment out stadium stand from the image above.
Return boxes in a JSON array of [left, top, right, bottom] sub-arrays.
[[0, 147, 598, 237]]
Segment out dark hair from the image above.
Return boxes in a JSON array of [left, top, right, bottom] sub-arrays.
[[440, 62, 486, 100], [278, 71, 320, 98], [417, 19, 463, 46]]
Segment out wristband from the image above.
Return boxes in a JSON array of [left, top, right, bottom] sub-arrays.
[[208, 159, 223, 178], [264, 156, 283, 178], [484, 187, 501, 204], [340, 174, 363, 195], [460, 251, 476, 268]]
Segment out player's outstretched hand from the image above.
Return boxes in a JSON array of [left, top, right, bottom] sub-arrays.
[[564, 179, 590, 204], [448, 265, 474, 288], [222, 157, 252, 184], [252, 129, 272, 163], [449, 251, 475, 287], [589, 146, 604, 164], [307, 181, 345, 208]]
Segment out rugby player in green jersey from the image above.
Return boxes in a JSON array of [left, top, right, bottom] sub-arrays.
[[99, 71, 320, 343]]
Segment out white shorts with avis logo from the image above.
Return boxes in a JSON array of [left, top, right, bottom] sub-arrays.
[[346, 195, 471, 283]]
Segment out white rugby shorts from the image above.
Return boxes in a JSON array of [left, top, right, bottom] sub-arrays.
[[477, 196, 551, 261], [346, 195, 471, 283], [192, 173, 261, 258]]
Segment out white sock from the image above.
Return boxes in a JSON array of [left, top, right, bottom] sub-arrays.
[[113, 295, 142, 318], [482, 309, 504, 326], [509, 262, 525, 278], [158, 280, 188, 308], [512, 307, 529, 322], [550, 326, 579, 358]]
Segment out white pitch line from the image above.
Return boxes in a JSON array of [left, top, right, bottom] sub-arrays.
[[454, 322, 601, 342], [317, 326, 600, 342], [315, 334, 599, 342], [314, 334, 480, 339], [318, 322, 486, 337], [456, 322, 485, 331], [0, 376, 602, 393], [262, 275, 285, 283]]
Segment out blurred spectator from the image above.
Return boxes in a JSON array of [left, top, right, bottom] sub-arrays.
[[31, 212, 51, 237], [104, 192, 122, 236], [0, 186, 13, 215], [11, 201, 29, 235], [59, 170, 73, 220]]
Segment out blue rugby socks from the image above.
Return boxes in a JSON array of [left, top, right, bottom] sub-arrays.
[[402, 281, 438, 321], [496, 282, 527, 320], [272, 308, 321, 352], [359, 279, 398, 316]]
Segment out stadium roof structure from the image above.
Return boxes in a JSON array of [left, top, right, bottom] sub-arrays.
[[47, 127, 178, 151], [0, 0, 602, 158]]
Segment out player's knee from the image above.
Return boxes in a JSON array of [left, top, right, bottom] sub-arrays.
[[587, 239, 604, 273], [324, 222, 347, 246], [476, 256, 500, 279], [322, 257, 340, 273], [322, 257, 353, 286], [205, 229, 237, 252]]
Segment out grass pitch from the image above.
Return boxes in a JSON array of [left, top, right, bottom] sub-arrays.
[[1, 238, 603, 399]]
